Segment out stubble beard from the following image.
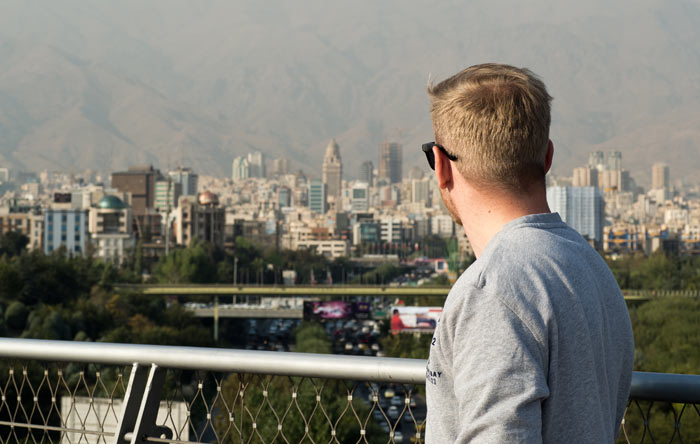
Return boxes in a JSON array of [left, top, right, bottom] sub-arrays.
[[440, 186, 463, 226]]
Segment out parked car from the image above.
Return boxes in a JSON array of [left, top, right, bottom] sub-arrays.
[[387, 406, 399, 419]]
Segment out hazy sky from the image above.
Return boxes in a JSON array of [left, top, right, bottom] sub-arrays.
[[1, 0, 699, 184]]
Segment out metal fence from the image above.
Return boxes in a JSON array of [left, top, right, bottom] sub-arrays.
[[0, 338, 698, 444]]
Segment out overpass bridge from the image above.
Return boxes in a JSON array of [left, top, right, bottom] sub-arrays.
[[191, 306, 303, 319], [119, 284, 697, 340], [118, 284, 700, 302], [120, 284, 451, 298]]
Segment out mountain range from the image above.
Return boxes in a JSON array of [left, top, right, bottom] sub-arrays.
[[1, 0, 699, 187]]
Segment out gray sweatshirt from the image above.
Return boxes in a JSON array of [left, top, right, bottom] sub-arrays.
[[425, 213, 634, 443]]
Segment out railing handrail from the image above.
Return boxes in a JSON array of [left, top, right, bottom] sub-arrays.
[[0, 338, 425, 384], [0, 338, 698, 404]]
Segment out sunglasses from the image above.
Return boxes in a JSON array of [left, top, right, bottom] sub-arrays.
[[422, 142, 458, 170]]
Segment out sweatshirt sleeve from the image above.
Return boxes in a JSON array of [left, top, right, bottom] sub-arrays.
[[440, 286, 550, 443]]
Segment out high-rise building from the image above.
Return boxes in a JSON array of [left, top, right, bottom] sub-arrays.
[[247, 151, 266, 178], [431, 214, 455, 238], [379, 216, 403, 243], [351, 182, 370, 212], [588, 151, 605, 172], [173, 192, 225, 246], [652, 163, 670, 190], [154, 180, 182, 211], [572, 167, 598, 187], [111, 165, 162, 239], [378, 142, 402, 184], [308, 179, 326, 214], [601, 169, 621, 191], [168, 167, 198, 196], [360, 161, 374, 186], [272, 157, 289, 176], [111, 166, 160, 216], [606, 151, 622, 171], [232, 156, 249, 181], [44, 208, 89, 256], [322, 139, 342, 210], [411, 177, 431, 206], [547, 186, 604, 245], [278, 186, 292, 208], [88, 195, 134, 265]]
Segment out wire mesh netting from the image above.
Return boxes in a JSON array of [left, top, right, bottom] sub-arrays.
[[618, 400, 700, 444], [0, 363, 426, 444], [0, 363, 697, 443]]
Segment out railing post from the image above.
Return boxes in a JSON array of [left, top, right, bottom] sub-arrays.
[[111, 363, 173, 444]]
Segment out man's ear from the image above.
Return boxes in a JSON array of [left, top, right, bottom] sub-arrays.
[[434, 145, 453, 189], [544, 140, 554, 174]]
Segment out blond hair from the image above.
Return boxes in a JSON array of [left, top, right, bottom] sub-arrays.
[[427, 63, 552, 192]]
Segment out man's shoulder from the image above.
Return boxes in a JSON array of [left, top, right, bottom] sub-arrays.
[[478, 214, 601, 282], [448, 213, 616, 329]]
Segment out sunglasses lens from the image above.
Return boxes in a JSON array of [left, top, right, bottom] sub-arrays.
[[424, 151, 435, 170], [422, 142, 437, 170]]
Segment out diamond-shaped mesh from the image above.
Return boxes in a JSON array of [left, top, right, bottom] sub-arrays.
[[0, 362, 697, 443], [618, 400, 700, 443]]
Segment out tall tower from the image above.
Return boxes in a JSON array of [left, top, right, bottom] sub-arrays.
[[308, 179, 326, 214], [232, 156, 249, 181], [322, 138, 342, 210], [378, 141, 402, 184], [247, 152, 266, 178], [360, 161, 374, 186], [588, 151, 605, 172], [546, 186, 604, 246], [652, 163, 670, 190], [605, 151, 622, 171]]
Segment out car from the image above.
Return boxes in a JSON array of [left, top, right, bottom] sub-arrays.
[[390, 396, 403, 407], [387, 406, 399, 419]]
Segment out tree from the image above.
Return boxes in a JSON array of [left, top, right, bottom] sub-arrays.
[[0, 231, 29, 257], [152, 241, 218, 284], [4, 300, 28, 331]]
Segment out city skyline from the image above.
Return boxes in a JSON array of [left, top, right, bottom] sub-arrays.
[[1, 1, 699, 186]]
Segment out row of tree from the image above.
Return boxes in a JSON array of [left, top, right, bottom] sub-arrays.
[[151, 236, 411, 285], [606, 251, 700, 290]]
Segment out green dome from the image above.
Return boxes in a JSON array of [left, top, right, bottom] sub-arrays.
[[97, 195, 126, 209]]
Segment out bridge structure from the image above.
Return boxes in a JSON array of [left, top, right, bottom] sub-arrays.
[[116, 285, 697, 341], [119, 284, 700, 300], [121, 284, 452, 298], [118, 285, 700, 339]]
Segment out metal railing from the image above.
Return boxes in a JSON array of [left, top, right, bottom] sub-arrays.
[[0, 338, 698, 443]]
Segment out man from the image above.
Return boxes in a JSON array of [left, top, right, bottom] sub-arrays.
[[423, 64, 634, 443], [390, 308, 406, 334]]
